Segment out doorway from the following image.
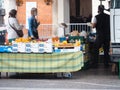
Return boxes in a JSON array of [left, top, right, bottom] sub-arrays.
[[70, 0, 92, 23]]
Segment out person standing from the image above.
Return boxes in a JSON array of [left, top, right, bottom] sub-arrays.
[[7, 9, 24, 42], [57, 23, 67, 37], [88, 5, 110, 68], [28, 8, 40, 39]]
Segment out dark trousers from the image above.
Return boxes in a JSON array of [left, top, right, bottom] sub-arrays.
[[33, 31, 39, 39], [28, 31, 39, 39], [92, 37, 110, 66]]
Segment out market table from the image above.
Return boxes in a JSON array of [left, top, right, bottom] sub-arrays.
[[0, 51, 83, 73]]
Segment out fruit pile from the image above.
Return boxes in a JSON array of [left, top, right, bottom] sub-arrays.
[[15, 37, 32, 43], [54, 40, 81, 47]]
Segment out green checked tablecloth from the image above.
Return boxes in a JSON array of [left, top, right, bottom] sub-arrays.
[[0, 51, 83, 73]]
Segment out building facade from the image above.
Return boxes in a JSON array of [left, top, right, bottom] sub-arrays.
[[2, 0, 110, 34]]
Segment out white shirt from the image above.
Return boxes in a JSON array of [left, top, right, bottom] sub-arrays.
[[91, 17, 97, 33], [57, 27, 64, 37], [92, 17, 97, 24], [7, 17, 23, 39]]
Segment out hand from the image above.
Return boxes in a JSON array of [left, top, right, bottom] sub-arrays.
[[38, 21, 40, 25], [20, 24, 24, 27], [87, 22, 92, 27]]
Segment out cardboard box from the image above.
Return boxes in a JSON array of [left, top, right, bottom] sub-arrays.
[[12, 42, 18, 53], [18, 43, 26, 53], [31, 43, 38, 53], [44, 43, 53, 53]]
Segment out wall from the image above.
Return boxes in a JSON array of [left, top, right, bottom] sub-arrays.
[[92, 0, 110, 18], [64, 0, 70, 24], [4, 0, 17, 25], [16, 0, 53, 37], [17, 0, 52, 25], [0, 0, 4, 8], [4, 0, 70, 37], [52, 0, 58, 36], [4, 0, 52, 25]]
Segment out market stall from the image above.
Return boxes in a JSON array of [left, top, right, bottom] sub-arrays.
[[0, 52, 83, 73], [0, 24, 89, 78]]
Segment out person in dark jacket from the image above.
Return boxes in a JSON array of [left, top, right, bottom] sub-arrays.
[[28, 8, 40, 39], [89, 5, 110, 68]]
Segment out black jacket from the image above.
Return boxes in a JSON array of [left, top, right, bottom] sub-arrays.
[[95, 12, 110, 41]]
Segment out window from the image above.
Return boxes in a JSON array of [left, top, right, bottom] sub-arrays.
[[111, 0, 120, 9], [116, 0, 120, 8], [0, 0, 4, 8]]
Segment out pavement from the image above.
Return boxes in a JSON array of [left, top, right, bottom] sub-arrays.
[[0, 63, 120, 90]]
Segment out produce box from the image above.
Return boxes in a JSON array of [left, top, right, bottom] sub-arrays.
[[31, 43, 38, 53], [59, 37, 66, 42], [68, 36, 85, 44], [12, 42, 53, 53], [38, 43, 45, 53], [54, 46, 80, 53], [18, 43, 26, 53], [12, 42, 18, 52], [12, 42, 31, 53], [44, 42, 53, 53], [25, 43, 31, 53]]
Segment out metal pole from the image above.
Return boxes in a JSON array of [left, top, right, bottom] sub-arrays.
[[100, 1, 102, 5]]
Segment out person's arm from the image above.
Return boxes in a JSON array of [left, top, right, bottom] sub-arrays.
[[37, 21, 40, 27], [87, 17, 97, 28], [35, 16, 40, 27], [13, 18, 24, 30], [28, 17, 34, 37], [34, 18, 40, 28], [91, 23, 96, 28], [91, 17, 97, 28]]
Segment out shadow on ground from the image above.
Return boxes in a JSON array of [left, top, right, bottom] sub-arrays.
[[8, 63, 119, 80]]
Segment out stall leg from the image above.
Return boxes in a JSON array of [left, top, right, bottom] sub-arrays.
[[56, 73, 63, 78], [56, 72, 72, 78], [118, 60, 120, 79], [62, 72, 72, 78]]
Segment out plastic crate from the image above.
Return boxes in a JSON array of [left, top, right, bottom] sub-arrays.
[[0, 30, 6, 45], [0, 45, 12, 52]]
